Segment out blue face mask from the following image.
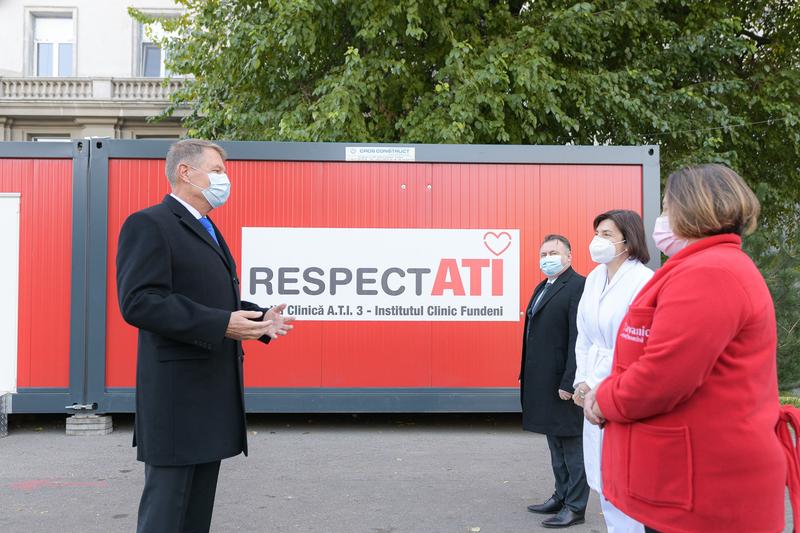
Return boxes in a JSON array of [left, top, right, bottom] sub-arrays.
[[539, 255, 564, 277], [187, 166, 231, 209]]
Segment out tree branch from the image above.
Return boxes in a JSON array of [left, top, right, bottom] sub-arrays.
[[741, 29, 772, 46]]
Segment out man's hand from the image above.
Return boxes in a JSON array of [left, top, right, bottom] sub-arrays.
[[573, 382, 590, 407], [583, 388, 606, 426], [558, 389, 573, 401], [262, 303, 295, 340], [226, 310, 275, 341]]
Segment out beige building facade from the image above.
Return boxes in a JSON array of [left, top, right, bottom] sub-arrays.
[[0, 0, 187, 141]]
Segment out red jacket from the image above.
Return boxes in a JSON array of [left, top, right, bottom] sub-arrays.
[[596, 234, 786, 533]]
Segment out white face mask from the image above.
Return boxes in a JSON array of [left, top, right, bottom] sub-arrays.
[[589, 235, 626, 264], [187, 166, 231, 209], [652, 215, 688, 257], [539, 255, 564, 277]]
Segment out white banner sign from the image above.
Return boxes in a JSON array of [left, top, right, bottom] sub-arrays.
[[345, 146, 415, 161], [241, 228, 520, 321]]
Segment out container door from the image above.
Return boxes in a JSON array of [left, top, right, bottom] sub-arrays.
[[0, 193, 20, 394]]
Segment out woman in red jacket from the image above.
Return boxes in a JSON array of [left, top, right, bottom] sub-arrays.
[[582, 164, 788, 533]]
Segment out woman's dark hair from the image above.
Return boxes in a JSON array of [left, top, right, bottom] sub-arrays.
[[593, 210, 650, 263]]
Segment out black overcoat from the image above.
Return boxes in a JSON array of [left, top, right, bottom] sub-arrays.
[[116, 195, 268, 466], [519, 267, 586, 436]]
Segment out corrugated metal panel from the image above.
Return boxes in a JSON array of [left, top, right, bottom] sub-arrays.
[[0, 159, 72, 387], [105, 160, 642, 389], [105, 160, 171, 388], [430, 164, 642, 386]]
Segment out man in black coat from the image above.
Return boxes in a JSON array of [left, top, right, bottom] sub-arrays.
[[116, 139, 294, 533], [520, 234, 588, 529]]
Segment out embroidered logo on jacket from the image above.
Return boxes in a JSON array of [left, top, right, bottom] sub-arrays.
[[620, 325, 650, 344]]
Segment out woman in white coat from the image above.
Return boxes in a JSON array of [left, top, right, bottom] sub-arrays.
[[573, 210, 653, 533]]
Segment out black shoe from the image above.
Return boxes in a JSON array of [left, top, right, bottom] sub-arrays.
[[541, 507, 585, 528], [526, 495, 563, 514]]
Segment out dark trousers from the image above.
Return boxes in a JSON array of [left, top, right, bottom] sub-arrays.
[[644, 528, 661, 533], [545, 434, 589, 513], [137, 460, 222, 533]]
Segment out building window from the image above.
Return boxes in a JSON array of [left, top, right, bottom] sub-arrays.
[[29, 134, 72, 142], [142, 42, 163, 77], [135, 134, 181, 139], [34, 16, 74, 77], [140, 22, 170, 77]]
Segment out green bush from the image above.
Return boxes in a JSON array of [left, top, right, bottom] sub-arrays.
[[744, 218, 800, 390], [779, 396, 800, 408]]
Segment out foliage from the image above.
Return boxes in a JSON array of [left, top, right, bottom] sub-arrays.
[[779, 395, 800, 407], [744, 210, 800, 390]]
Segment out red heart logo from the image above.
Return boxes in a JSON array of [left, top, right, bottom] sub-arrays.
[[483, 231, 512, 256]]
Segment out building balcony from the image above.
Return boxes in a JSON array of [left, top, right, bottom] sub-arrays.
[[0, 77, 183, 101], [0, 77, 187, 141]]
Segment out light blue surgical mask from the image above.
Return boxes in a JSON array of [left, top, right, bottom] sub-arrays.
[[539, 255, 564, 277], [187, 166, 231, 208]]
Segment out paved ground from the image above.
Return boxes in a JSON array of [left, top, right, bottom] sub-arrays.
[[0, 413, 792, 533]]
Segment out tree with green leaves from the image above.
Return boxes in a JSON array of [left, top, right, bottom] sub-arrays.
[[744, 222, 800, 390], [133, 0, 800, 386]]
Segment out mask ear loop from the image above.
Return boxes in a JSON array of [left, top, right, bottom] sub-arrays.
[[615, 240, 628, 259], [182, 165, 206, 190]]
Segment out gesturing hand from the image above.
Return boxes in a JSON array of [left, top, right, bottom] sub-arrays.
[[558, 389, 573, 401], [226, 310, 275, 341], [262, 303, 296, 340]]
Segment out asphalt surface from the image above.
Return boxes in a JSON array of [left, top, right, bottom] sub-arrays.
[[0, 413, 792, 533]]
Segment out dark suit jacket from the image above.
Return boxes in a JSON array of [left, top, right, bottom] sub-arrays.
[[116, 195, 268, 466], [519, 266, 586, 436]]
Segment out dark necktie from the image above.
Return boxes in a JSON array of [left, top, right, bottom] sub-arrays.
[[531, 282, 552, 315], [198, 217, 219, 245], [526, 282, 551, 338]]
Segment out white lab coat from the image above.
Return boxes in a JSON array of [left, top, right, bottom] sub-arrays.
[[574, 259, 653, 492]]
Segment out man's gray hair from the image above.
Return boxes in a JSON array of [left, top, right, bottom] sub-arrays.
[[165, 139, 227, 185]]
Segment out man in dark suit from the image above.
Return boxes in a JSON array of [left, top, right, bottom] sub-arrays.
[[520, 234, 588, 529], [116, 139, 295, 533]]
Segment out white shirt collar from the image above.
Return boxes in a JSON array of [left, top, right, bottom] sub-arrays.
[[170, 193, 202, 220]]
